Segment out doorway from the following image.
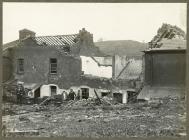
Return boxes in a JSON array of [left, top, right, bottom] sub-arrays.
[[101, 92, 110, 97], [50, 86, 57, 96], [34, 87, 40, 98], [113, 93, 122, 103], [127, 91, 137, 103], [81, 88, 89, 99]]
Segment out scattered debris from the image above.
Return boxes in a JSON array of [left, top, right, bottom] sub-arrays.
[[2, 96, 186, 137], [7, 129, 39, 137], [19, 116, 30, 122]]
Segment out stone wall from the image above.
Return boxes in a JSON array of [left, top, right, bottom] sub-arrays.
[[73, 28, 104, 56], [112, 55, 143, 80], [144, 51, 186, 87], [19, 29, 36, 41], [81, 56, 112, 78], [5, 39, 82, 89], [2, 56, 13, 82]]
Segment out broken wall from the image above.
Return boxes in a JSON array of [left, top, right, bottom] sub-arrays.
[[81, 56, 112, 78], [72, 28, 105, 56], [112, 55, 142, 80]]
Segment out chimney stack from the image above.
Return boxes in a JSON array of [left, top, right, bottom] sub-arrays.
[[19, 29, 36, 41], [78, 28, 94, 46]]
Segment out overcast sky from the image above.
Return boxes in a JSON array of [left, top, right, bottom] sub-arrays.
[[3, 3, 187, 44]]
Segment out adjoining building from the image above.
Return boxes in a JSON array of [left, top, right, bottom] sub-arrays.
[[138, 24, 187, 100], [138, 39, 186, 100]]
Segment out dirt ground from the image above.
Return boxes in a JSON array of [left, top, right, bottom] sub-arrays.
[[2, 97, 186, 138]]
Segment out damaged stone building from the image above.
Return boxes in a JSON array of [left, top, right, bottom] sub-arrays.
[[3, 23, 184, 104], [3, 28, 143, 103], [3, 28, 95, 98], [138, 24, 186, 100]]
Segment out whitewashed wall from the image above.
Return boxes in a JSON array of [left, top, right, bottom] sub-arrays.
[[40, 84, 63, 98], [30, 83, 128, 103], [81, 56, 112, 78], [112, 89, 128, 103], [70, 85, 107, 98]]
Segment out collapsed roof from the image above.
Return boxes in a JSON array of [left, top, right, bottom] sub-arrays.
[[147, 23, 186, 51]]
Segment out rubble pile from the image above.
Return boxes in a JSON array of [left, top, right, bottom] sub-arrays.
[[60, 97, 120, 111], [71, 98, 100, 106], [2, 103, 36, 116], [2, 96, 186, 137]]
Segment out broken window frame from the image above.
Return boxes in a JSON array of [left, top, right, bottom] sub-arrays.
[[17, 58, 24, 74], [50, 58, 57, 74]]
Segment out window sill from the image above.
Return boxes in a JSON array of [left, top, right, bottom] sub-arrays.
[[49, 73, 58, 75]]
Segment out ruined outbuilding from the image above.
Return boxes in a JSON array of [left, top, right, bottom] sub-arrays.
[[138, 24, 186, 100], [3, 28, 137, 103]]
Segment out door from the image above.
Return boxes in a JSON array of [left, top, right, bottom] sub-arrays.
[[113, 93, 122, 103], [81, 88, 89, 99], [34, 87, 40, 98], [50, 86, 57, 96]]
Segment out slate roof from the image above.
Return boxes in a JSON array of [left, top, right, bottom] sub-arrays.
[[34, 34, 78, 46], [3, 34, 79, 52]]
